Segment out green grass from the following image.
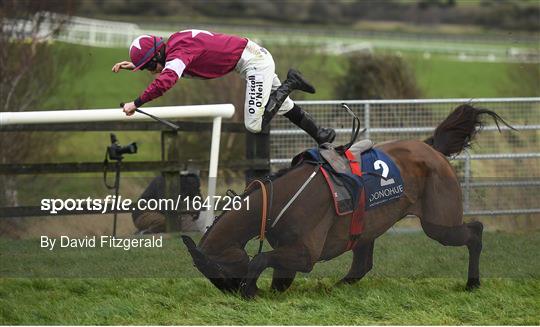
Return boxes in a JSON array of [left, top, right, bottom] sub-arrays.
[[1, 277, 537, 325], [1, 231, 538, 324], [408, 54, 526, 98], [45, 44, 147, 110]]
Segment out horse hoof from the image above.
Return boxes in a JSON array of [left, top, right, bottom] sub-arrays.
[[270, 283, 289, 293], [239, 282, 258, 299], [466, 278, 480, 291], [336, 277, 358, 286]]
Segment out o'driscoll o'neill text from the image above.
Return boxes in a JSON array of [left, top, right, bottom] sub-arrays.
[[41, 235, 162, 251]]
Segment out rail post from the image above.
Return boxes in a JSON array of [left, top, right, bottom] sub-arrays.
[[161, 130, 182, 232], [464, 150, 471, 213], [364, 103, 371, 138], [203, 116, 222, 227]]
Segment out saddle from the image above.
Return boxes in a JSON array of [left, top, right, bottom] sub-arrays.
[[319, 139, 374, 175], [292, 140, 374, 215], [317, 140, 373, 216]]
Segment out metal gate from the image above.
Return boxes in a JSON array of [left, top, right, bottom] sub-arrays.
[[270, 97, 540, 216]]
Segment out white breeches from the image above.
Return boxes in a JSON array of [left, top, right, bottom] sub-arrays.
[[234, 40, 294, 133]]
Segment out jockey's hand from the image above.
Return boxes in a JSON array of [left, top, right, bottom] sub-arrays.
[[112, 61, 135, 72], [122, 102, 137, 116]]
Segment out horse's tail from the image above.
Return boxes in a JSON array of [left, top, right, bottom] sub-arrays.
[[424, 104, 515, 157]]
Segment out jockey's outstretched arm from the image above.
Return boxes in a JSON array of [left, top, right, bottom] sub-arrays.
[[122, 65, 181, 115]]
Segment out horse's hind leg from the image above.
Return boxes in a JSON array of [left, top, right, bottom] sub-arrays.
[[338, 240, 375, 285], [421, 220, 483, 290], [271, 269, 297, 292]]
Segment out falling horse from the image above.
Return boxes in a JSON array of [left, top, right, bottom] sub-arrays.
[[182, 104, 514, 299]]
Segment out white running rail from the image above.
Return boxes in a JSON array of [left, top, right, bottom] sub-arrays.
[[0, 104, 235, 231]]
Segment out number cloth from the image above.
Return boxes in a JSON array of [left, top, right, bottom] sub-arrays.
[[292, 146, 405, 249]]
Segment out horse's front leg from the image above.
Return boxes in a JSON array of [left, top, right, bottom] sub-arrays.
[[240, 244, 315, 299], [240, 209, 335, 299], [338, 240, 375, 285], [239, 253, 270, 299], [271, 268, 297, 292]]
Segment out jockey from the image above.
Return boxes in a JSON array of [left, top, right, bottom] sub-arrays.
[[112, 30, 335, 144]]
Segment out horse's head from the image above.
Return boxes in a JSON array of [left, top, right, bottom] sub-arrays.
[[182, 234, 248, 292], [182, 212, 251, 292], [182, 181, 274, 293]]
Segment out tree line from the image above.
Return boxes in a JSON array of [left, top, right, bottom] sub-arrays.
[[76, 0, 540, 32]]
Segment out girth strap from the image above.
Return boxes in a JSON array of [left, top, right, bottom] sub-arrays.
[[344, 149, 365, 251]]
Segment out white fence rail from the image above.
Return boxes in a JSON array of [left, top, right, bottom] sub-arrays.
[[270, 97, 540, 216], [0, 104, 235, 230]]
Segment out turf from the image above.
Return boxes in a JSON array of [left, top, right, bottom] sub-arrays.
[[408, 54, 526, 98], [45, 44, 148, 110], [1, 231, 538, 325]]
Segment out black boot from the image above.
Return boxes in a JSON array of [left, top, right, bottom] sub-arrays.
[[284, 104, 336, 145], [261, 69, 316, 129]]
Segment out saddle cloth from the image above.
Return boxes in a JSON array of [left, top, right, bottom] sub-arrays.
[[360, 148, 405, 210], [292, 140, 405, 248], [292, 140, 374, 216]]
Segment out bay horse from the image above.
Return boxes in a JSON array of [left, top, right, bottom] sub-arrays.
[[182, 104, 514, 299]]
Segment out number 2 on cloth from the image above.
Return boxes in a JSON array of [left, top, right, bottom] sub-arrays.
[[374, 159, 395, 186]]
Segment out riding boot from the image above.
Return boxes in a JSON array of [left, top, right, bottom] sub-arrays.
[[261, 69, 316, 129], [284, 104, 336, 145]]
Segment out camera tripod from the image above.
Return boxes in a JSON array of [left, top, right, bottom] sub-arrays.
[[103, 134, 137, 236]]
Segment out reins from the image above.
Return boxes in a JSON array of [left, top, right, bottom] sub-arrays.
[[271, 166, 319, 228], [245, 179, 269, 254]]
